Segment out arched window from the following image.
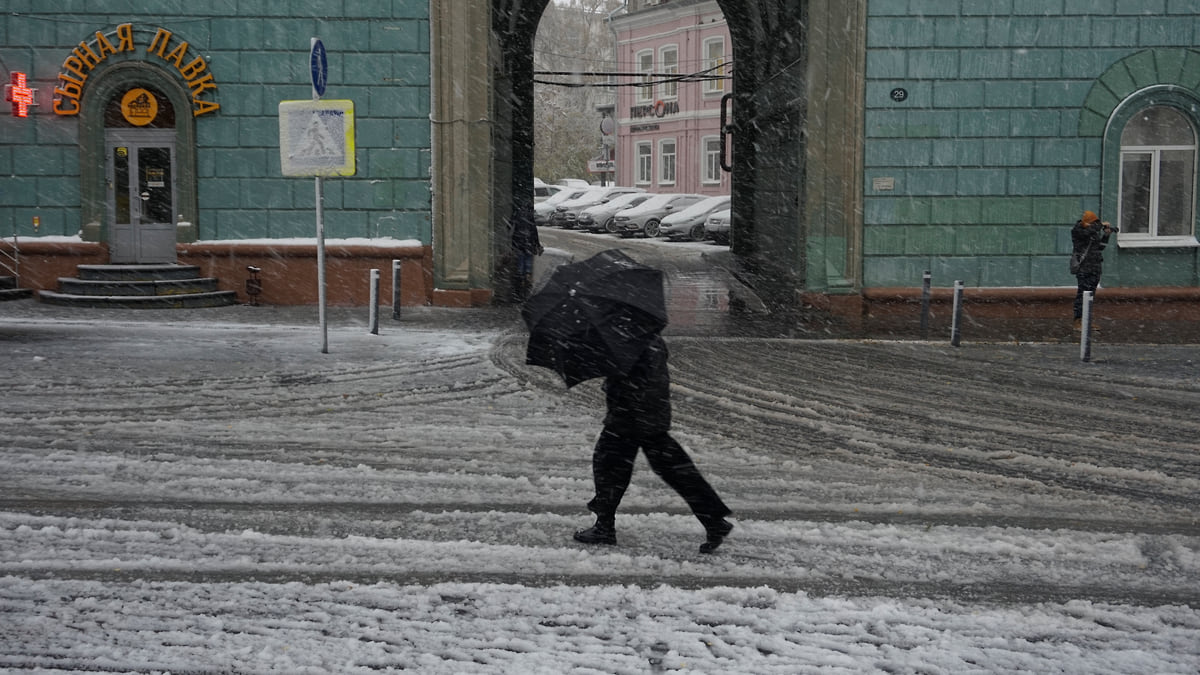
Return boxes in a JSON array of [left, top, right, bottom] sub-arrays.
[[659, 45, 678, 100], [637, 49, 654, 104], [702, 37, 726, 95], [1118, 105, 1197, 241]]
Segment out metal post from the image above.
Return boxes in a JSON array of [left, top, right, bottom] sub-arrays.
[[392, 259, 402, 320], [311, 36, 328, 354], [919, 270, 932, 339], [950, 280, 964, 347], [1080, 291, 1093, 362], [369, 268, 380, 335], [315, 175, 328, 354]]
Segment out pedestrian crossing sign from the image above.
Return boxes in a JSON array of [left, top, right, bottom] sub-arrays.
[[278, 99, 356, 176]]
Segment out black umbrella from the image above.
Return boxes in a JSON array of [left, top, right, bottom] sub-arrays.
[[522, 249, 667, 387]]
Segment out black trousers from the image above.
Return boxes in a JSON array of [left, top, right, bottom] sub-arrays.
[[1074, 271, 1100, 319], [587, 426, 730, 522]]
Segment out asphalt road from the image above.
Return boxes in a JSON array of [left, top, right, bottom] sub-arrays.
[[3, 232, 1198, 607]]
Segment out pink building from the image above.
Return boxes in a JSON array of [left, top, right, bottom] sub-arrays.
[[610, 0, 731, 197]]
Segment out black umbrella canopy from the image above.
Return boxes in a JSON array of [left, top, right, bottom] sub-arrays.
[[522, 250, 667, 387], [522, 249, 667, 326]]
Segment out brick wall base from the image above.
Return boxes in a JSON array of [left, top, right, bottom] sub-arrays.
[[1, 241, 493, 308]]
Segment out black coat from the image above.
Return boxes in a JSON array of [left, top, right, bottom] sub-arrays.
[[602, 334, 672, 435], [1071, 219, 1110, 275], [511, 207, 541, 256]]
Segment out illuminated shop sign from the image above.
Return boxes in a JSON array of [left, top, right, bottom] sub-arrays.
[[121, 88, 158, 125], [630, 99, 679, 119], [53, 23, 219, 117], [5, 71, 36, 117]]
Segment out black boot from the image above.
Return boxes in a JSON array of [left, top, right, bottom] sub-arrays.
[[573, 516, 616, 545], [699, 517, 733, 554]]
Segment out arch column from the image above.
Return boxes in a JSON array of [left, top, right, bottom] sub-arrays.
[[430, 0, 496, 303], [720, 0, 865, 307]]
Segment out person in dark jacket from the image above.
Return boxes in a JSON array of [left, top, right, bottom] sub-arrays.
[[573, 334, 733, 553], [510, 205, 543, 301], [1071, 210, 1113, 331]]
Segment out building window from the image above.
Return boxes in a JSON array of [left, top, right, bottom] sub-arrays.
[[659, 139, 676, 185], [702, 136, 722, 184], [659, 46, 678, 100], [637, 50, 654, 104], [703, 37, 726, 95], [1118, 105, 1197, 243], [636, 142, 653, 184]]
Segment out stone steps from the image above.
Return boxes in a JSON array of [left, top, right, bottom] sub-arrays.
[[38, 264, 238, 309]]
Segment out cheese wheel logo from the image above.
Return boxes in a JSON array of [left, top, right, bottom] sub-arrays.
[[121, 88, 158, 126]]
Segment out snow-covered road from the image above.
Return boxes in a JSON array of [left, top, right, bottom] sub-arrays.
[[2, 306, 1198, 673]]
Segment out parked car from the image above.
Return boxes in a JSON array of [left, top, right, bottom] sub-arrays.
[[550, 186, 644, 229], [579, 192, 654, 233], [704, 208, 732, 244], [613, 193, 706, 238], [534, 178, 561, 203], [534, 188, 588, 225], [556, 178, 591, 188], [657, 195, 732, 241]]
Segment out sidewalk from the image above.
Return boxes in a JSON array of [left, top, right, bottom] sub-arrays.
[[0, 297, 525, 332]]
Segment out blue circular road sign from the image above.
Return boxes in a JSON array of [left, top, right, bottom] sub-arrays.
[[310, 39, 328, 97]]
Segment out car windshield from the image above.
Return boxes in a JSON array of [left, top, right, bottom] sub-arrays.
[[544, 189, 585, 206], [602, 193, 647, 209], [562, 188, 610, 205], [674, 196, 730, 218], [632, 194, 675, 210]]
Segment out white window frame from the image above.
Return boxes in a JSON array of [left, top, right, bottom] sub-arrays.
[[703, 37, 726, 95], [659, 45, 678, 101], [1117, 107, 1199, 248], [658, 138, 677, 186], [701, 136, 722, 184], [635, 142, 653, 185], [637, 49, 654, 104]]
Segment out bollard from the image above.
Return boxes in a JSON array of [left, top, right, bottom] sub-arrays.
[[919, 270, 932, 339], [369, 268, 380, 335], [392, 259, 402, 320], [1080, 290, 1093, 362], [950, 280, 964, 347], [245, 266, 262, 306]]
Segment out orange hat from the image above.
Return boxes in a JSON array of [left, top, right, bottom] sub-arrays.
[[1081, 210, 1100, 224]]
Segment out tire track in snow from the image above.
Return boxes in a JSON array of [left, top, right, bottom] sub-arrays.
[[5, 324, 1198, 611], [657, 338, 1200, 511]]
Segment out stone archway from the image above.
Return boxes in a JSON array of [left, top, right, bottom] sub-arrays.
[[720, 0, 866, 307], [429, 0, 548, 305], [432, 0, 865, 309]]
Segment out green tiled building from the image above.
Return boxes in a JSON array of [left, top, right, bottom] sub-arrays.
[[2, 1, 1199, 320], [0, 2, 431, 246], [862, 0, 1200, 291]]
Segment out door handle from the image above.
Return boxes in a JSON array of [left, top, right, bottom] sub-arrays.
[[719, 93, 734, 173]]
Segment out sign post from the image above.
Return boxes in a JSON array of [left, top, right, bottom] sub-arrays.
[[311, 38, 328, 353], [278, 39, 355, 353]]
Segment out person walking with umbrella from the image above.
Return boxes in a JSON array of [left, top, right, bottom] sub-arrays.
[[576, 331, 733, 553], [522, 250, 733, 554]]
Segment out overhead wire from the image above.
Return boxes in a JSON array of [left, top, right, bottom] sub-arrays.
[[533, 61, 733, 88]]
